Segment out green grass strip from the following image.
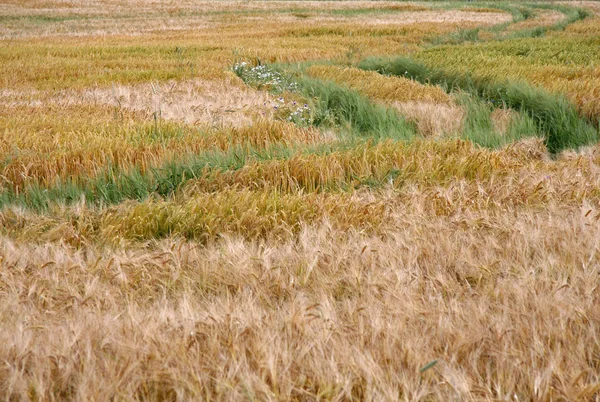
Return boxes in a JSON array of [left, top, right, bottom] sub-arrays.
[[0, 142, 316, 211], [0, 66, 419, 211], [233, 62, 417, 141], [430, 2, 533, 45], [430, 2, 588, 45], [504, 3, 590, 40], [294, 75, 416, 141], [455, 92, 542, 148], [358, 56, 599, 153], [0, 69, 559, 211]]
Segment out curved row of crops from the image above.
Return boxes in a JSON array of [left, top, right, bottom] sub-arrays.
[[2, 1, 600, 401]]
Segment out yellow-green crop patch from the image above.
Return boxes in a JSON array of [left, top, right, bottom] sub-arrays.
[[1, 1, 600, 400]]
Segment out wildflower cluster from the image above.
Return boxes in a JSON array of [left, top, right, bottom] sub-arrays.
[[265, 97, 313, 126], [287, 102, 311, 124], [233, 62, 298, 92]]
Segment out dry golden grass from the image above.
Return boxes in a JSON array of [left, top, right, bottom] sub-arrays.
[[506, 9, 565, 31], [262, 10, 511, 27], [3, 136, 600, 398], [393, 101, 464, 136], [82, 78, 274, 127], [306, 65, 452, 105], [2, 192, 600, 399], [490, 108, 516, 135], [1, 77, 273, 127], [0, 18, 477, 90], [2, 0, 428, 14], [563, 13, 600, 37], [2, 132, 600, 398], [561, 1, 600, 16], [2, 0, 600, 400], [0, 0, 506, 40]]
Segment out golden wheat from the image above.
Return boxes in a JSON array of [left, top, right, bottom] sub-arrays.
[[2, 197, 600, 399], [2, 1, 600, 400], [0, 114, 323, 190]]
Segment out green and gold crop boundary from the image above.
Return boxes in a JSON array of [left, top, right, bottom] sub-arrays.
[[0, 1, 598, 213]]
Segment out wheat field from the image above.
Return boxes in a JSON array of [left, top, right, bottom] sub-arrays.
[[1, 0, 600, 400]]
